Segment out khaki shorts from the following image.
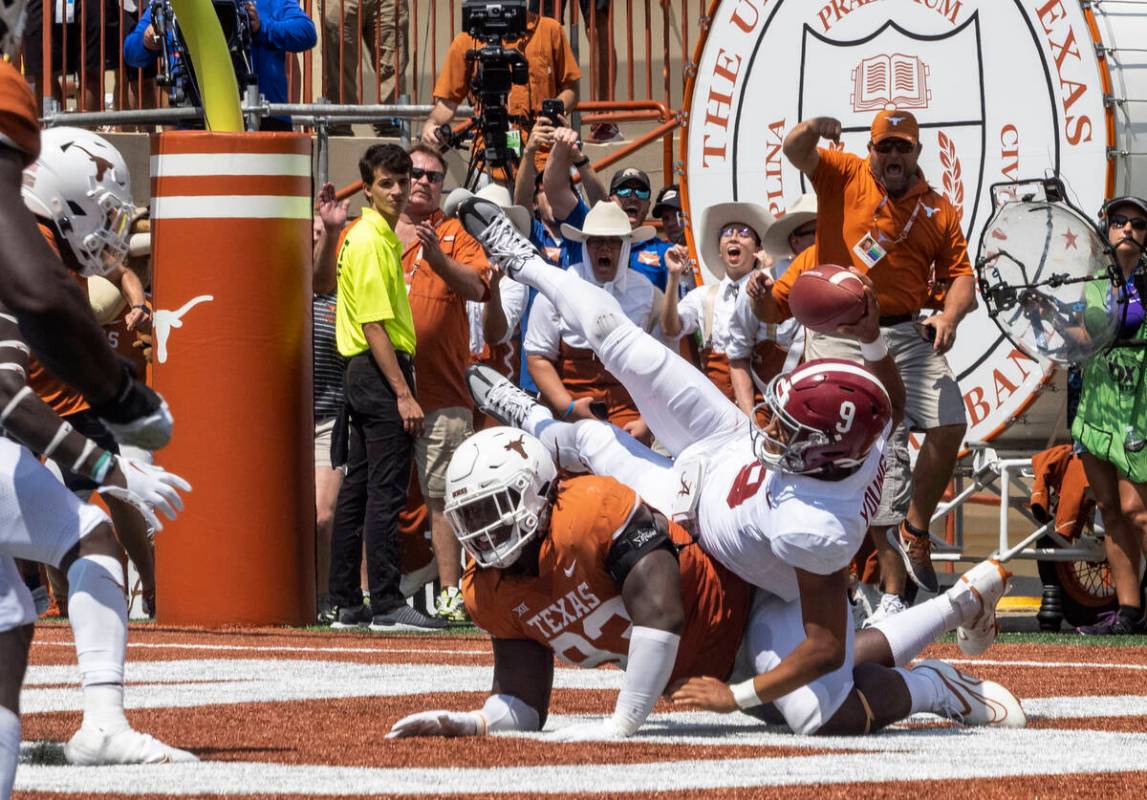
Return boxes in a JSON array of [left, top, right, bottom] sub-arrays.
[[415, 407, 474, 499], [315, 417, 337, 471], [872, 424, 912, 527], [805, 320, 966, 432]]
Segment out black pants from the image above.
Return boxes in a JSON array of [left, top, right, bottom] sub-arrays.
[[328, 352, 413, 613]]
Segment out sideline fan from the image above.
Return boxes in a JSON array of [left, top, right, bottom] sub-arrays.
[[387, 426, 1023, 740]]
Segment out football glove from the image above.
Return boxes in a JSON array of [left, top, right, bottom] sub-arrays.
[[92, 362, 174, 450], [386, 710, 482, 738], [97, 455, 191, 534]]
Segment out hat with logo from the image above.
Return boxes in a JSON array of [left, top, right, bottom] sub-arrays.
[[609, 167, 651, 195], [871, 109, 919, 145], [652, 185, 681, 216]]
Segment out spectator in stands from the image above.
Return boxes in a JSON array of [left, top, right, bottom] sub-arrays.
[[394, 144, 491, 624], [652, 185, 685, 245], [21, 0, 112, 111], [607, 168, 672, 290], [661, 202, 792, 415], [322, 0, 407, 136], [1072, 196, 1147, 635], [125, 0, 316, 130], [760, 193, 818, 273], [524, 196, 664, 444], [330, 144, 445, 631], [420, 7, 579, 168], [756, 109, 975, 599], [312, 182, 349, 623]]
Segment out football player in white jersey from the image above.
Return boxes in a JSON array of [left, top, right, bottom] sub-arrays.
[[449, 192, 1024, 736], [0, 128, 197, 795]]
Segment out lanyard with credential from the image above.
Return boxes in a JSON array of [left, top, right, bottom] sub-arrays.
[[871, 195, 924, 249]]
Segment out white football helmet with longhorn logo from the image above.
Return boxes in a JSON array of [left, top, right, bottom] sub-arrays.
[[22, 126, 135, 277], [445, 427, 557, 569]]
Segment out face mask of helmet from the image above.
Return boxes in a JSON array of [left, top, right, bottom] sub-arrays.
[[447, 476, 538, 569]]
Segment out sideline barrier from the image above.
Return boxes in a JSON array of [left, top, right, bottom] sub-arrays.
[[150, 132, 315, 626]]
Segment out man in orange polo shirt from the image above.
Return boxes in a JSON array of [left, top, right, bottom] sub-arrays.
[[754, 110, 976, 600], [394, 144, 491, 623]]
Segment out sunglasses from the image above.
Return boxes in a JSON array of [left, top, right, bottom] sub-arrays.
[[411, 168, 445, 184], [1108, 214, 1147, 231], [613, 186, 651, 200], [791, 224, 817, 238], [871, 139, 915, 155], [720, 223, 757, 239]]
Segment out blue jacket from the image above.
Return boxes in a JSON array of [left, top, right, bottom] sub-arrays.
[[125, 0, 316, 109]]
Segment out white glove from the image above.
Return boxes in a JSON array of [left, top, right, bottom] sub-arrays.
[[386, 710, 482, 739], [545, 717, 630, 742], [97, 455, 191, 534], [100, 400, 174, 451]]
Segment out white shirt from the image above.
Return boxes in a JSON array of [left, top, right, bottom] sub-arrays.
[[467, 276, 528, 356], [693, 424, 890, 602], [726, 291, 801, 360], [524, 263, 662, 359], [673, 273, 750, 354]]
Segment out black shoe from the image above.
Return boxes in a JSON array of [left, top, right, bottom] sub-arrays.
[[370, 604, 448, 632], [316, 594, 337, 625], [330, 603, 372, 629], [1077, 609, 1147, 635]]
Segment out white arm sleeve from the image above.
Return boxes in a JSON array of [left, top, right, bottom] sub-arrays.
[[610, 626, 681, 736], [725, 293, 758, 361], [523, 295, 561, 360]]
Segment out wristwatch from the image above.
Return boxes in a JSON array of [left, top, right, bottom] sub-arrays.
[[573, 156, 590, 168]]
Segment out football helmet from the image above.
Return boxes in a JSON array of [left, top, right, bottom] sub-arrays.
[[751, 358, 891, 476], [22, 127, 135, 277], [444, 427, 557, 569], [0, 0, 26, 60]]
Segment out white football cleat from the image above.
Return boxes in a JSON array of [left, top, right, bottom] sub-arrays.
[[948, 558, 1012, 656], [453, 195, 537, 278], [467, 364, 543, 430], [912, 659, 1026, 728], [64, 725, 199, 765]]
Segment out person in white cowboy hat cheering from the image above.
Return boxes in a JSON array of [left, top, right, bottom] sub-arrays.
[[660, 202, 792, 415], [523, 200, 667, 445]]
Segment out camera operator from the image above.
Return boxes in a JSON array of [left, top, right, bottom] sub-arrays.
[[420, 0, 579, 172], [124, 0, 315, 130]]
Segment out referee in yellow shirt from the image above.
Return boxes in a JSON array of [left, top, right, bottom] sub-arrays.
[[330, 144, 446, 631]]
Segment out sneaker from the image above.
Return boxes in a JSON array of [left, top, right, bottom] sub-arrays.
[[948, 559, 1012, 656], [370, 603, 448, 632], [330, 603, 372, 629], [372, 119, 403, 137], [888, 521, 939, 593], [911, 659, 1026, 728], [588, 122, 621, 143], [142, 586, 157, 620], [445, 191, 538, 277], [861, 592, 908, 629], [64, 725, 199, 765], [316, 594, 337, 625], [435, 586, 471, 625], [1076, 609, 1147, 635], [467, 364, 541, 429]]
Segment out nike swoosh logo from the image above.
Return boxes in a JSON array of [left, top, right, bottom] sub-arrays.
[[563, 562, 576, 577]]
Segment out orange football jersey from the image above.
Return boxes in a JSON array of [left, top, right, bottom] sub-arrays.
[[0, 60, 40, 165], [463, 475, 751, 684]]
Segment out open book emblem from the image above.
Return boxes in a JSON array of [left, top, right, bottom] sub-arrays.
[[851, 53, 931, 112]]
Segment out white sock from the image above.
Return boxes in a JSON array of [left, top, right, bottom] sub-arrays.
[[0, 706, 18, 800], [893, 667, 943, 715], [869, 593, 961, 667], [66, 553, 130, 733]]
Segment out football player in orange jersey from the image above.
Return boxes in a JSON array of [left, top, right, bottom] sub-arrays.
[[388, 428, 1026, 742], [0, 4, 172, 450]]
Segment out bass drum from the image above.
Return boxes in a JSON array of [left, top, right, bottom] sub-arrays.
[[680, 0, 1147, 453]]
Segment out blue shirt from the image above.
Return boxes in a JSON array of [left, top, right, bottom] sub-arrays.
[[125, 0, 316, 122]]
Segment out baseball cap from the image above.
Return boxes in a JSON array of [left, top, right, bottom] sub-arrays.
[[871, 109, 919, 145], [609, 167, 651, 194], [652, 185, 681, 216], [1101, 196, 1147, 220]]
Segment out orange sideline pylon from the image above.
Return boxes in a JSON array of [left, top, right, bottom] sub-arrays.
[[150, 132, 314, 626]]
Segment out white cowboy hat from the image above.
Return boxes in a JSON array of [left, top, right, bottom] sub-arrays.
[[87, 275, 125, 325], [474, 183, 533, 237], [560, 200, 656, 243], [699, 201, 775, 280], [762, 193, 818, 258]]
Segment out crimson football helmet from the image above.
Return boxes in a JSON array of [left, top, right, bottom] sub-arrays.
[[751, 358, 891, 476]]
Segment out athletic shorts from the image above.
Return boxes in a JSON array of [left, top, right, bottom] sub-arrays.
[[414, 407, 473, 499], [315, 416, 337, 472], [805, 320, 966, 431]]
